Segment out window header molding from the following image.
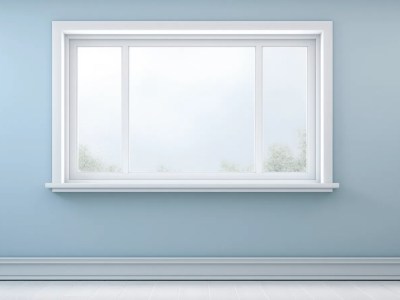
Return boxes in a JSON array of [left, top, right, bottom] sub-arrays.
[[53, 20, 332, 35], [46, 21, 338, 192]]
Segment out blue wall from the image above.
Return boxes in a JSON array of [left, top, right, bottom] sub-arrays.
[[0, 0, 399, 257]]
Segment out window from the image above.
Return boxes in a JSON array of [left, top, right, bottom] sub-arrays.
[[46, 21, 339, 192]]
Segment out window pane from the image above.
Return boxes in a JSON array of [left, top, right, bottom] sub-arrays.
[[77, 47, 122, 172], [263, 47, 307, 173], [129, 47, 255, 173]]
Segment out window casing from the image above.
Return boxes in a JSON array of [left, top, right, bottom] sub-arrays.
[[46, 21, 339, 192]]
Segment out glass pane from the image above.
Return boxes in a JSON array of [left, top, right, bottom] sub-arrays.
[[129, 47, 255, 173], [263, 47, 307, 173], [77, 47, 122, 172]]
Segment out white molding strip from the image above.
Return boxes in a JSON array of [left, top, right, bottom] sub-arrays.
[[1, 257, 400, 280], [45, 182, 339, 193]]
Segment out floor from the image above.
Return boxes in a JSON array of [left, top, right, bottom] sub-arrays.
[[1, 281, 400, 299]]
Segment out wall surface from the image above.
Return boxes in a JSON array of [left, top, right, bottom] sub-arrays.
[[0, 0, 399, 257]]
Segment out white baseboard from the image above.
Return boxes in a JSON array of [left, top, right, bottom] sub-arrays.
[[1, 257, 400, 280]]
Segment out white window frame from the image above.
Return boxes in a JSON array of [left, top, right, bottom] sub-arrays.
[[46, 21, 339, 192]]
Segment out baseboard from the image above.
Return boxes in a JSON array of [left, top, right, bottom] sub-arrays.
[[1, 257, 400, 280]]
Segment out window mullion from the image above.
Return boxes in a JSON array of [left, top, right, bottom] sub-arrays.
[[255, 45, 263, 174], [121, 46, 130, 173]]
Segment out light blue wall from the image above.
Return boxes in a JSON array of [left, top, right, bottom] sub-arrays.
[[0, 0, 399, 257]]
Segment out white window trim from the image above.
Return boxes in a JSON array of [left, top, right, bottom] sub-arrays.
[[46, 21, 339, 192]]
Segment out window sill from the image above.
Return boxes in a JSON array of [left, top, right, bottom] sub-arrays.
[[45, 182, 339, 192]]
